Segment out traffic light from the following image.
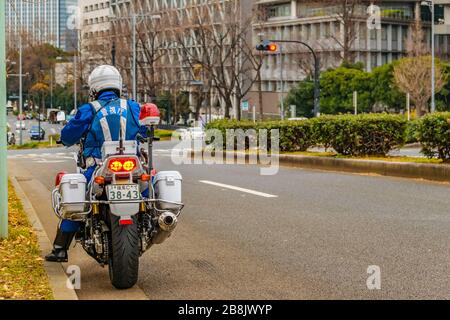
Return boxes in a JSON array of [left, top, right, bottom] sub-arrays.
[[256, 41, 278, 52]]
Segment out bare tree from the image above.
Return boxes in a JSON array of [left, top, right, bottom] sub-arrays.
[[393, 19, 443, 117], [175, 0, 260, 120], [394, 56, 447, 116], [316, 0, 370, 64], [135, 16, 168, 100], [405, 20, 429, 57]]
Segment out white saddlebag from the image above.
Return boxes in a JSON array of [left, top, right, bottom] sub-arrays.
[[154, 171, 182, 210], [60, 174, 86, 215]]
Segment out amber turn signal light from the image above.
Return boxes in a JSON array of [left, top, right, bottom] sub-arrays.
[[94, 176, 105, 185]]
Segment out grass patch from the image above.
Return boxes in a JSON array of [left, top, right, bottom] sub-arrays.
[[8, 141, 59, 150], [0, 182, 53, 300], [155, 129, 176, 141], [214, 149, 446, 165], [281, 151, 446, 165]]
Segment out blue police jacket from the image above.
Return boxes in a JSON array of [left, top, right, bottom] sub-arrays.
[[61, 91, 147, 159]]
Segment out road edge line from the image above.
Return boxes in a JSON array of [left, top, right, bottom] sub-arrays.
[[10, 176, 79, 300]]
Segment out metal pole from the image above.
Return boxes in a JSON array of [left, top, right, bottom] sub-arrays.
[[270, 40, 320, 117], [50, 67, 53, 109], [0, 4, 8, 238], [132, 14, 137, 101], [354, 91, 358, 115], [73, 53, 77, 110], [313, 55, 320, 117], [407, 92, 411, 121], [19, 31, 22, 145], [279, 44, 285, 120], [431, 1, 436, 113]]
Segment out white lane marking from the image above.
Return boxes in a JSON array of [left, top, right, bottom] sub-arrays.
[[35, 160, 66, 163], [199, 180, 278, 198]]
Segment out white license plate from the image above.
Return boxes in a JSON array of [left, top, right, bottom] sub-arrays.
[[107, 184, 141, 201]]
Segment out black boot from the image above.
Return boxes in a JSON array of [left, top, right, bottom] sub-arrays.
[[45, 229, 75, 263]]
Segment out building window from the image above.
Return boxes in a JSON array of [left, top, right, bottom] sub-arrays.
[[382, 53, 389, 65], [371, 53, 378, 69], [324, 23, 331, 38], [392, 26, 398, 41], [380, 4, 414, 20], [267, 3, 291, 19], [381, 26, 387, 41]]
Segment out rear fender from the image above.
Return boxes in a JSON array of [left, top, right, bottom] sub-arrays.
[[109, 202, 140, 217]]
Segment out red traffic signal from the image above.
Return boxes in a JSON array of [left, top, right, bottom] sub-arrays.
[[267, 43, 278, 52], [256, 41, 278, 52]]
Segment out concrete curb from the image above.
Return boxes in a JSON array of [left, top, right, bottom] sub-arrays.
[[10, 176, 79, 300], [191, 151, 450, 182]]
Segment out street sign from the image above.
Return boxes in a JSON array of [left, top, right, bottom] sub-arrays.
[[241, 100, 249, 111]]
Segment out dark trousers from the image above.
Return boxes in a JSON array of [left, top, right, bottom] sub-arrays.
[[53, 228, 76, 250]]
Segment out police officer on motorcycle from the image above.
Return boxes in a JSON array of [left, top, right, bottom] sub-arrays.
[[46, 65, 147, 262]]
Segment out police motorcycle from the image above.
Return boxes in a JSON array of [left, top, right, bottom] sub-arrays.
[[51, 104, 184, 289]]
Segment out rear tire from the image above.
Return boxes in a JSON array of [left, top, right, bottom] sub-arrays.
[[108, 214, 139, 289]]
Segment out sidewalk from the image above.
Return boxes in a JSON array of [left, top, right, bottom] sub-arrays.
[[9, 177, 78, 300]]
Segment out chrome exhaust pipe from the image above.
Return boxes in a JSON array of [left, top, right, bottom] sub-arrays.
[[159, 211, 178, 232], [151, 212, 178, 244]]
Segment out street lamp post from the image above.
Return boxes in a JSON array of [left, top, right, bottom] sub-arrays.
[[74, 50, 77, 111], [422, 0, 436, 112], [0, 5, 8, 238], [431, 1, 436, 113], [19, 32, 23, 145], [132, 14, 137, 101]]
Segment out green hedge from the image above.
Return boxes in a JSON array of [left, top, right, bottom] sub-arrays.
[[206, 119, 315, 152], [417, 112, 450, 162], [207, 114, 408, 156], [405, 119, 421, 144], [310, 114, 407, 156]]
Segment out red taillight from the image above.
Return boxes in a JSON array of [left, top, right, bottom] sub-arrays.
[[55, 172, 67, 187], [108, 158, 137, 173], [119, 219, 134, 226]]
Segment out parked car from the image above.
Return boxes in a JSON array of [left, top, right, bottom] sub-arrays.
[[29, 126, 45, 140], [15, 122, 26, 130]]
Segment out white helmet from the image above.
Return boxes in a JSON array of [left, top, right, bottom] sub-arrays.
[[88, 65, 123, 97]]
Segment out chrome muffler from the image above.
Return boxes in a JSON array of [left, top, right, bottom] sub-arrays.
[[151, 212, 178, 244]]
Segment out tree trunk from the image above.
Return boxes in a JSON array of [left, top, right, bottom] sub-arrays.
[[257, 69, 264, 121], [236, 96, 241, 121], [224, 95, 233, 119], [195, 91, 202, 121], [416, 100, 428, 117]]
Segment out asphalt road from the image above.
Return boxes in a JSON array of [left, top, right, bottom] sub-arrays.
[[7, 115, 64, 143], [7, 141, 450, 299]]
